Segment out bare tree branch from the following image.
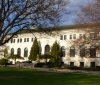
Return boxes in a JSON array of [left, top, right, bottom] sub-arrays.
[[0, 0, 69, 45]]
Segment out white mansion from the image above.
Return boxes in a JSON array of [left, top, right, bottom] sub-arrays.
[[1, 25, 100, 67]]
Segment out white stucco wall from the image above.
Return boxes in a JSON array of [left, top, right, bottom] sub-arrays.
[[2, 28, 100, 67]]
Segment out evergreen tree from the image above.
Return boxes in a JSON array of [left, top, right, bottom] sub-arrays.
[[50, 41, 60, 64], [4, 48, 8, 58], [29, 37, 39, 61]]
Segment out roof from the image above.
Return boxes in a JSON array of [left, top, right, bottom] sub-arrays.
[[16, 23, 100, 34]]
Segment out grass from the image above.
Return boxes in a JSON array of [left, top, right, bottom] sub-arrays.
[[0, 67, 100, 85]]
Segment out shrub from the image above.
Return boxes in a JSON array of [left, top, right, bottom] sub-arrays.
[[35, 62, 45, 67], [65, 66, 83, 70], [22, 61, 32, 63], [96, 66, 100, 68], [0, 58, 8, 66]]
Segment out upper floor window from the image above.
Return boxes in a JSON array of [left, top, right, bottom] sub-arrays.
[[79, 34, 82, 39], [90, 33, 97, 39], [20, 38, 22, 42], [73, 34, 76, 39], [70, 35, 72, 39], [64, 35, 67, 40], [11, 39, 13, 43], [60, 35, 63, 40], [27, 38, 29, 42], [31, 38, 33, 42], [24, 38, 26, 42], [17, 39, 19, 43], [83, 34, 86, 39], [13, 39, 15, 43]]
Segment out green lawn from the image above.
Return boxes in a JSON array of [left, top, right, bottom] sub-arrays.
[[0, 67, 100, 85]]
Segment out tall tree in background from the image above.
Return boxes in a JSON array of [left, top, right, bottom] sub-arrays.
[[0, 0, 69, 46], [73, 0, 100, 58], [50, 41, 60, 64], [74, 0, 100, 25], [29, 37, 39, 61]]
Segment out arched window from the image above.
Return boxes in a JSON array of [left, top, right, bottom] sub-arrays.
[[17, 48, 21, 56], [45, 45, 50, 54], [24, 48, 28, 57], [90, 46, 96, 57], [80, 46, 85, 57], [11, 48, 14, 55], [70, 46, 75, 57], [61, 46, 66, 57]]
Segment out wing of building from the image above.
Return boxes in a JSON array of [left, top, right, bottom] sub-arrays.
[[2, 25, 100, 67]]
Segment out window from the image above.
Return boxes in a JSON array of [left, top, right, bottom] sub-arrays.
[[70, 46, 75, 57], [90, 33, 94, 39], [90, 33, 97, 39], [79, 34, 82, 39], [13, 39, 15, 43], [70, 62, 74, 66], [31, 38, 33, 42], [24, 38, 26, 42], [24, 48, 28, 57], [90, 62, 95, 67], [73, 34, 76, 39], [80, 46, 85, 57], [20, 38, 22, 42], [17, 48, 21, 56], [70, 35, 72, 39], [61, 46, 66, 57], [60, 35, 63, 40], [90, 46, 96, 57], [11, 48, 14, 55], [83, 34, 86, 39], [45, 45, 50, 54], [27, 38, 29, 42], [17, 39, 19, 43], [80, 62, 84, 67], [11, 39, 13, 43], [64, 35, 67, 40]]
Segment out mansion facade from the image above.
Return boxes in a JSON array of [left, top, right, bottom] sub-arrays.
[[0, 26, 100, 67]]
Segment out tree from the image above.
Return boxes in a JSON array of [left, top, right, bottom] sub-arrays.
[[50, 41, 60, 64], [29, 37, 39, 61], [40, 54, 52, 64], [73, 0, 100, 58], [4, 48, 9, 58], [0, 58, 8, 66], [8, 54, 24, 67], [0, 0, 69, 46], [74, 0, 100, 25]]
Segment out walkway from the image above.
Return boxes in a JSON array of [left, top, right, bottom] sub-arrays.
[[32, 67, 100, 75]]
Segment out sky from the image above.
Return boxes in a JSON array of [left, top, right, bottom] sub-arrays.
[[61, 0, 93, 26]]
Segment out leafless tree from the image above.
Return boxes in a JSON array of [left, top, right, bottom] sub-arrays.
[[72, 0, 100, 58], [0, 0, 69, 46], [74, 0, 100, 25]]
